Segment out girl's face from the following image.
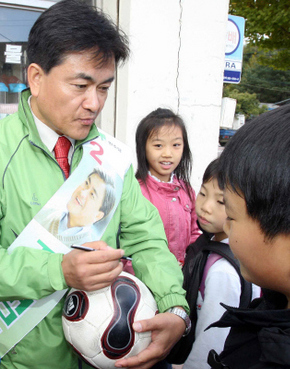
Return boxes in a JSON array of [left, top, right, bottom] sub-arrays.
[[145, 125, 184, 182], [195, 178, 227, 241]]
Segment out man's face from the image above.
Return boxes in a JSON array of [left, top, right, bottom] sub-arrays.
[[29, 52, 115, 140], [67, 173, 106, 227]]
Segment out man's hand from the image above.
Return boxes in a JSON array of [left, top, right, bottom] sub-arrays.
[[62, 241, 124, 291], [115, 311, 186, 369]]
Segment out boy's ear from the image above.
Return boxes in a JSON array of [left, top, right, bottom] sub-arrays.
[[27, 63, 45, 97]]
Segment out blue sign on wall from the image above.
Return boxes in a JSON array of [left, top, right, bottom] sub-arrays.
[[224, 15, 245, 84]]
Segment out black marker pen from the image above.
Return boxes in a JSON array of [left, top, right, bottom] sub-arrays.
[[70, 244, 132, 261]]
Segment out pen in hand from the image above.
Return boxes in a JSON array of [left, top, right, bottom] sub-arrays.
[[70, 244, 132, 261]]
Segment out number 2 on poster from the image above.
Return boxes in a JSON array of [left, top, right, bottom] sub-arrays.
[[90, 141, 104, 165]]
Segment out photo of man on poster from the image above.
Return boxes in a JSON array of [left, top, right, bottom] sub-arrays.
[[36, 168, 116, 246]]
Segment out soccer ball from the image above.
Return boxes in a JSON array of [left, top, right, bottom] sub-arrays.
[[62, 271, 158, 369]]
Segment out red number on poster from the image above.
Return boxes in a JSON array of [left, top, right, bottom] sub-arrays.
[[90, 141, 103, 165]]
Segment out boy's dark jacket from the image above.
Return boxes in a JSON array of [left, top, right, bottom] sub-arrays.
[[208, 289, 290, 369]]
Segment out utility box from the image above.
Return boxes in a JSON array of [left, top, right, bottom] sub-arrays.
[[233, 114, 245, 130], [220, 97, 237, 129]]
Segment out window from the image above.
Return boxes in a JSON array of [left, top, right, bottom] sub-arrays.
[[0, 6, 41, 113]]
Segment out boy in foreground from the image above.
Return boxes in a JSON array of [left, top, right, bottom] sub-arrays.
[[207, 105, 290, 369]]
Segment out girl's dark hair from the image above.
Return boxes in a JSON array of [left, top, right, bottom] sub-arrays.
[[218, 105, 290, 240], [135, 108, 193, 199], [202, 158, 219, 184], [27, 0, 129, 73]]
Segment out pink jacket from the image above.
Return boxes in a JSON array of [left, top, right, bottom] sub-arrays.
[[138, 175, 200, 266]]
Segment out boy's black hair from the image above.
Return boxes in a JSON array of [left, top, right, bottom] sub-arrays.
[[135, 107, 193, 199], [27, 0, 129, 73], [218, 105, 290, 239], [202, 158, 219, 184]]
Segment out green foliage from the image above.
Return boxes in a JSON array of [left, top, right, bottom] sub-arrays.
[[223, 86, 268, 119], [229, 0, 290, 70], [225, 44, 290, 103]]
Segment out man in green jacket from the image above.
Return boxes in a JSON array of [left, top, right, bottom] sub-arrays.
[[0, 1, 190, 368]]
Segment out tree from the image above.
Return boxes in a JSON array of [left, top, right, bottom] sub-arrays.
[[229, 0, 290, 70], [223, 87, 268, 119], [235, 45, 290, 103]]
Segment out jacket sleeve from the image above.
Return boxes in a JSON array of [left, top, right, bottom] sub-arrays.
[[0, 247, 66, 301], [118, 166, 189, 314], [0, 189, 67, 301]]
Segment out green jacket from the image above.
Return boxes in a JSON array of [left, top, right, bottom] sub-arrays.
[[0, 89, 188, 369]]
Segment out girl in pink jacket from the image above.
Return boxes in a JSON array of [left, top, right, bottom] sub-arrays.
[[135, 108, 200, 266]]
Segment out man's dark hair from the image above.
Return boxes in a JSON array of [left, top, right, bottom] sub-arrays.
[[135, 107, 193, 199], [202, 158, 219, 184], [27, 0, 129, 73], [218, 105, 290, 239], [89, 168, 115, 219]]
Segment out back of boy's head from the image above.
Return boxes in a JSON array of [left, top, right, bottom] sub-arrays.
[[135, 108, 192, 184], [218, 105, 290, 239], [202, 158, 219, 184]]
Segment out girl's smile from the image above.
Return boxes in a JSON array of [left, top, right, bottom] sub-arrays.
[[160, 161, 173, 170]]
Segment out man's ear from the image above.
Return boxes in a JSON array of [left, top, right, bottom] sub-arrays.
[[27, 63, 45, 97], [94, 211, 104, 223]]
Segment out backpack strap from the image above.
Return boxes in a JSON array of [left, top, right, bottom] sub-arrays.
[[200, 253, 223, 300], [202, 242, 252, 308]]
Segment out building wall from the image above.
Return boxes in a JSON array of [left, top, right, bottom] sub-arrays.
[[100, 0, 230, 192]]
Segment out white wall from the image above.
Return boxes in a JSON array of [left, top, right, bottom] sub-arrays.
[[100, 0, 229, 193]]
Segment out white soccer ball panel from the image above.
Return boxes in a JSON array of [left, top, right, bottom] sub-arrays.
[[63, 317, 102, 357]]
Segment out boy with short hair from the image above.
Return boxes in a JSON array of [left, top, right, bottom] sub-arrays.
[[208, 105, 290, 369]]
